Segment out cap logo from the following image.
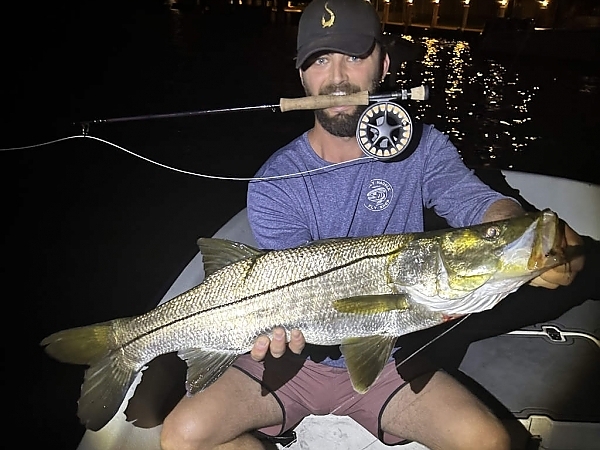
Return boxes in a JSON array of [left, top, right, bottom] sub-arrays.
[[321, 2, 335, 28]]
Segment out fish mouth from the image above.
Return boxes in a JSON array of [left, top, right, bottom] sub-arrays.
[[528, 209, 565, 271]]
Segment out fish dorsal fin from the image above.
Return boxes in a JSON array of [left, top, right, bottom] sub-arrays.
[[341, 335, 397, 394], [177, 348, 239, 394], [197, 238, 265, 278], [333, 294, 409, 314]]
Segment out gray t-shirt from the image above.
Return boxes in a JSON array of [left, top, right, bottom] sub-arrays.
[[246, 124, 513, 367]]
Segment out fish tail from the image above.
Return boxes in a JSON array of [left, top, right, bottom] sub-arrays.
[[41, 318, 138, 431], [40, 320, 120, 365]]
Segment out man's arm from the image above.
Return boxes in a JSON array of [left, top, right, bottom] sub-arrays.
[[481, 198, 525, 222]]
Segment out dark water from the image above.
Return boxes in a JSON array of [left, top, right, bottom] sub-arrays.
[[3, 2, 599, 448]]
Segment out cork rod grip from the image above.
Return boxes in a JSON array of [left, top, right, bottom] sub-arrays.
[[410, 85, 428, 101], [279, 91, 370, 112]]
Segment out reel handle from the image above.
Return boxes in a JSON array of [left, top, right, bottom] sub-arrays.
[[279, 91, 370, 112], [370, 85, 429, 102]]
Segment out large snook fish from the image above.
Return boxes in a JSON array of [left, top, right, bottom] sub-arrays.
[[41, 209, 571, 431]]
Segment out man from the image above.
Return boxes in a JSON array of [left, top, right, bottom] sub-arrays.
[[161, 0, 584, 449]]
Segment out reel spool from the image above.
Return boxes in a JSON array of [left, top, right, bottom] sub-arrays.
[[356, 101, 415, 161]]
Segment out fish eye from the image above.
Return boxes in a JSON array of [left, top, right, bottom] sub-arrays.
[[483, 226, 501, 240]]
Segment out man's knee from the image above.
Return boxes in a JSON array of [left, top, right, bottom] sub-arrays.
[[161, 415, 267, 450], [161, 410, 210, 450]]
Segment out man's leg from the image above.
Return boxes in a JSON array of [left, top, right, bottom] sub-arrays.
[[161, 366, 283, 450], [381, 370, 510, 450]]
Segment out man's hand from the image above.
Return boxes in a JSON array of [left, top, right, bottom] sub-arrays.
[[250, 327, 306, 361], [530, 223, 585, 289]]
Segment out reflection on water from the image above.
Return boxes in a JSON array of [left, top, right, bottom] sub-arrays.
[[8, 6, 599, 183], [404, 37, 527, 161], [391, 35, 599, 181], [579, 75, 599, 95]]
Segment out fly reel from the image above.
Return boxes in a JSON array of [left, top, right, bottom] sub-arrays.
[[356, 101, 415, 161]]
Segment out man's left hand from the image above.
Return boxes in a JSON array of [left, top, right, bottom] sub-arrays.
[[529, 223, 585, 289]]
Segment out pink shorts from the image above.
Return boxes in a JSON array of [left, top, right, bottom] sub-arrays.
[[232, 353, 410, 445]]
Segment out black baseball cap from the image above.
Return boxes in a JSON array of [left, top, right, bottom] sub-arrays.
[[296, 0, 383, 69]]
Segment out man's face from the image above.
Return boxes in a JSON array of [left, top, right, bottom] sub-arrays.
[[300, 46, 389, 138]]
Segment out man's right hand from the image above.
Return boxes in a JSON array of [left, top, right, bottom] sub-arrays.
[[250, 327, 306, 361]]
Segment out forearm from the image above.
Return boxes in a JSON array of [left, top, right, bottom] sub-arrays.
[[482, 198, 525, 223]]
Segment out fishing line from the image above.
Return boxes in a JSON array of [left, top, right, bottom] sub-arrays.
[[0, 134, 378, 182], [393, 313, 472, 369], [328, 313, 474, 416], [328, 315, 472, 416], [0, 135, 80, 151]]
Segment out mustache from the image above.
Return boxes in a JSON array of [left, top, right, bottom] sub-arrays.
[[318, 82, 363, 96]]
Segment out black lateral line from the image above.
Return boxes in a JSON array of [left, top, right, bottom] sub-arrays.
[[121, 248, 398, 348]]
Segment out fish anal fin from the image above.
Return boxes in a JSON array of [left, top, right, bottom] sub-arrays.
[[178, 348, 239, 394], [78, 352, 138, 431], [341, 335, 397, 394], [333, 294, 409, 314], [197, 238, 265, 278]]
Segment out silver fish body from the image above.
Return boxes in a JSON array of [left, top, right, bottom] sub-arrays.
[[41, 209, 568, 431], [126, 233, 442, 359]]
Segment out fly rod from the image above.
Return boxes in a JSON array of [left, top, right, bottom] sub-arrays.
[[77, 86, 429, 134]]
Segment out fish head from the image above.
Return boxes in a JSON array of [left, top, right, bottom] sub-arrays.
[[438, 209, 566, 294]]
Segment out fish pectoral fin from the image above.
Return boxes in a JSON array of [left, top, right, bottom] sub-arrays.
[[333, 294, 409, 314], [341, 335, 397, 394], [448, 273, 493, 291], [178, 348, 239, 395], [197, 238, 265, 278]]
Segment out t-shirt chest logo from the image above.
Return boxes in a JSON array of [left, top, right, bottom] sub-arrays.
[[364, 179, 393, 211]]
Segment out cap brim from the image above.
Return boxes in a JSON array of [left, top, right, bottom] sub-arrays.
[[295, 33, 376, 69]]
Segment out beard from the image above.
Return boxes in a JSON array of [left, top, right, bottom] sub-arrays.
[[304, 78, 380, 138]]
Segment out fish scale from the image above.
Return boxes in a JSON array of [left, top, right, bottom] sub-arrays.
[[123, 250, 401, 360]]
